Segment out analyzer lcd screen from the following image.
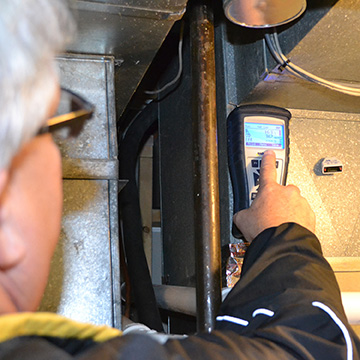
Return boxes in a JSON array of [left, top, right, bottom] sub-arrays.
[[245, 122, 284, 149]]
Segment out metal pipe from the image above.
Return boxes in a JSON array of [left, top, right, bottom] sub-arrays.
[[119, 102, 163, 331], [154, 285, 197, 316], [190, 0, 222, 333], [153, 286, 232, 317]]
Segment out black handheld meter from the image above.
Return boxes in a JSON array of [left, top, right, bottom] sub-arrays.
[[227, 104, 291, 239]]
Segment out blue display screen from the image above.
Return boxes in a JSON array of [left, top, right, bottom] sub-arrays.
[[245, 122, 284, 149]]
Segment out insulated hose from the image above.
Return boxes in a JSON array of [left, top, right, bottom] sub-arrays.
[[118, 101, 163, 331]]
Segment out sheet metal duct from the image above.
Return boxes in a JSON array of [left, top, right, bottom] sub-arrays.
[[40, 55, 123, 328], [245, 0, 360, 112], [39, 0, 187, 328], [67, 0, 187, 116]]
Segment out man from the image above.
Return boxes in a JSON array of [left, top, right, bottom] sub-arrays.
[[0, 0, 359, 359], [0, 0, 71, 314]]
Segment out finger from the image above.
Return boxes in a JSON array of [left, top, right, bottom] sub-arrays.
[[259, 150, 277, 187]]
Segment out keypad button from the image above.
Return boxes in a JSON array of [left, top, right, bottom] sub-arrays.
[[251, 192, 257, 200], [253, 171, 260, 186], [251, 159, 259, 168]]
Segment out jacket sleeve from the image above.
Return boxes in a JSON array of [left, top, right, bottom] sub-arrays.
[[110, 223, 360, 360], [212, 222, 360, 359], [81, 223, 360, 359]]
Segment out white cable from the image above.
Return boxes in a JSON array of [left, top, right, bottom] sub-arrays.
[[271, 33, 360, 94], [269, 32, 360, 95], [145, 21, 184, 95], [265, 32, 360, 96]]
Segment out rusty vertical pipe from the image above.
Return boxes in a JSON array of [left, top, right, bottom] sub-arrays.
[[190, 0, 221, 333]]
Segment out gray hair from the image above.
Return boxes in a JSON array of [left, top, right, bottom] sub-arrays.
[[0, 0, 75, 169]]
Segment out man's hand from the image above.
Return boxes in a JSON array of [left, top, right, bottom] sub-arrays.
[[233, 150, 316, 243]]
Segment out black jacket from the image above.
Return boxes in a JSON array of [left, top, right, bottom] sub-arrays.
[[1, 223, 359, 359]]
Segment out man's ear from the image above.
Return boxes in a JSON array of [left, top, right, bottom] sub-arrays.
[[0, 170, 9, 196]]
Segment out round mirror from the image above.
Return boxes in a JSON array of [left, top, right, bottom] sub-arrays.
[[223, 0, 307, 28]]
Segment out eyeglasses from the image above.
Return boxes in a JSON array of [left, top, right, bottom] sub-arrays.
[[37, 88, 95, 137]]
